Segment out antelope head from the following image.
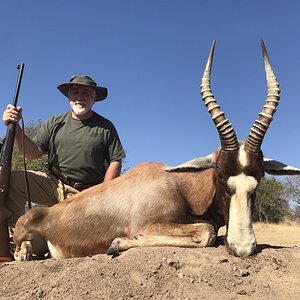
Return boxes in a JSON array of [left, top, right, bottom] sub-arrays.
[[201, 40, 280, 257]]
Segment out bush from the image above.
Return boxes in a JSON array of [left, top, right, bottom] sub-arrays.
[[254, 177, 289, 223]]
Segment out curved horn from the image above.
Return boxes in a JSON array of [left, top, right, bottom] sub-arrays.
[[245, 40, 280, 153], [200, 40, 239, 151]]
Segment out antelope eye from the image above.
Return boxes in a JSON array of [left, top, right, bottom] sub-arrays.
[[228, 186, 236, 196]]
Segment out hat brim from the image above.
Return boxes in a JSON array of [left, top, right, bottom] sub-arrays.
[[57, 83, 108, 102]]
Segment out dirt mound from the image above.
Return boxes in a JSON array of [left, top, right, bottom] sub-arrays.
[[1, 224, 300, 299]]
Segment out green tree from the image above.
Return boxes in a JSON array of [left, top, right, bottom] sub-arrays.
[[11, 120, 48, 172], [283, 176, 300, 221], [0, 137, 4, 152], [254, 177, 289, 223]]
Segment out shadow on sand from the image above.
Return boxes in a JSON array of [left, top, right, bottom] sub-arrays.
[[215, 235, 294, 255]]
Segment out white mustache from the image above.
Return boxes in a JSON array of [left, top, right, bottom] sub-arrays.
[[74, 100, 86, 105]]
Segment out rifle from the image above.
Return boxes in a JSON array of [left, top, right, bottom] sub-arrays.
[[0, 64, 24, 261]]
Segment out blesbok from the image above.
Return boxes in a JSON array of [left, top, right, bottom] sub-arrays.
[[13, 40, 300, 261]]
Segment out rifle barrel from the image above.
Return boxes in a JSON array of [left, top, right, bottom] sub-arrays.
[[0, 63, 25, 261], [12, 64, 24, 107]]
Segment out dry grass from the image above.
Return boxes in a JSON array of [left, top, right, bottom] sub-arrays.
[[253, 222, 300, 247], [219, 222, 300, 247]]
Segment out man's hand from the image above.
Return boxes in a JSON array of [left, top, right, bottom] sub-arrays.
[[2, 104, 22, 125]]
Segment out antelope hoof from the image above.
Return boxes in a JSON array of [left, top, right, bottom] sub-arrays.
[[14, 241, 32, 262], [107, 238, 121, 256], [20, 253, 32, 262]]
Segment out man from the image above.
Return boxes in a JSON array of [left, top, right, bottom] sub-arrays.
[[2, 75, 126, 235]]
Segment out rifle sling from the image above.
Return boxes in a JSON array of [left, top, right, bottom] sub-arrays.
[[21, 118, 31, 211]]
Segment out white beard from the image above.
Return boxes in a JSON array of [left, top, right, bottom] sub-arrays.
[[70, 101, 93, 116]]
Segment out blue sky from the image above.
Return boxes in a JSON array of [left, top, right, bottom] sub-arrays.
[[1, 1, 300, 171]]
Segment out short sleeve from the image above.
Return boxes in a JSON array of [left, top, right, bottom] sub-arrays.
[[105, 124, 126, 163]]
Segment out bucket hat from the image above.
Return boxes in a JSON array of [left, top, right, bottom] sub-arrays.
[[57, 75, 108, 101]]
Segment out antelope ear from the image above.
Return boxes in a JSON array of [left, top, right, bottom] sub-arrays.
[[165, 155, 215, 172], [263, 158, 300, 175]]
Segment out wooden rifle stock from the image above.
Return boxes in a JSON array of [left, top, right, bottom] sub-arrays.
[[0, 64, 24, 261]]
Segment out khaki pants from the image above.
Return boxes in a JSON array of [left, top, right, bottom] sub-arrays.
[[7, 169, 78, 228]]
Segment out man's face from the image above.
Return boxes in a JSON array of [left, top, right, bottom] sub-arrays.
[[68, 84, 96, 116]]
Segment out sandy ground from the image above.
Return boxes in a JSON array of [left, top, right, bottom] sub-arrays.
[[0, 223, 300, 300]]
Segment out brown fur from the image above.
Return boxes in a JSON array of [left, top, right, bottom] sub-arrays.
[[13, 147, 266, 259], [14, 161, 221, 258]]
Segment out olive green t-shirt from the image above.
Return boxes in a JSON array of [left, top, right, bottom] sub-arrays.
[[33, 112, 125, 185]]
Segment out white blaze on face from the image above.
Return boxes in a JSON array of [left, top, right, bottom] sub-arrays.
[[226, 146, 257, 257]]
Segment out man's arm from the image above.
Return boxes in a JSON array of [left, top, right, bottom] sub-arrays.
[[2, 104, 44, 160], [103, 160, 122, 183]]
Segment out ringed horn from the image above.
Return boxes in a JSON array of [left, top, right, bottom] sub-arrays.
[[244, 39, 280, 153], [200, 40, 239, 151], [200, 40, 280, 153]]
